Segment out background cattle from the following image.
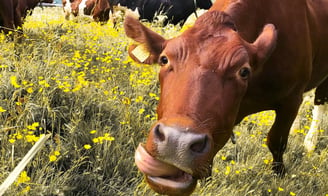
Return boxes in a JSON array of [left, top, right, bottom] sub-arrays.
[[62, 0, 110, 22], [63, 0, 213, 26], [114, 0, 213, 25], [0, 0, 53, 34], [0, 0, 14, 34]]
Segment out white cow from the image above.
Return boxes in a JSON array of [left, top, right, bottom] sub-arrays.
[[291, 93, 327, 152]]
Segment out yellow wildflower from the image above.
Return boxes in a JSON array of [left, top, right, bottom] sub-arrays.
[[135, 96, 143, 103], [16, 133, 23, 140], [93, 137, 100, 143], [224, 166, 231, 175], [90, 130, 97, 134], [21, 185, 31, 194], [15, 171, 30, 186], [38, 80, 50, 87], [104, 133, 115, 141], [25, 134, 39, 143], [84, 144, 92, 149], [27, 87, 34, 94], [103, 90, 109, 95], [27, 122, 39, 130], [138, 108, 145, 114], [122, 97, 131, 105], [10, 76, 21, 88], [263, 159, 270, 165], [0, 106, 6, 112], [54, 151, 61, 156], [49, 155, 57, 162]]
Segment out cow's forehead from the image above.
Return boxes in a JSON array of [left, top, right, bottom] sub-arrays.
[[163, 29, 249, 70]]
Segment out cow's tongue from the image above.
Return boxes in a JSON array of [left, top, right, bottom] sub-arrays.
[[135, 143, 181, 177], [135, 143, 197, 194]]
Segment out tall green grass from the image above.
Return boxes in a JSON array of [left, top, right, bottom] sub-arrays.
[[0, 7, 327, 196]]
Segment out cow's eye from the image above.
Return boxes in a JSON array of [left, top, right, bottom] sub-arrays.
[[159, 56, 169, 65], [239, 67, 250, 79]]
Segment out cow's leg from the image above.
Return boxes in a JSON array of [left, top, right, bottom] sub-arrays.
[[304, 79, 328, 152], [304, 104, 327, 152], [0, 0, 14, 35], [267, 96, 302, 175]]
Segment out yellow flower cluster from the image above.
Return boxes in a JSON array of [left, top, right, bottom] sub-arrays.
[[83, 130, 115, 150], [242, 110, 276, 127], [8, 123, 43, 144], [15, 171, 30, 186], [49, 150, 61, 162], [92, 133, 115, 144]]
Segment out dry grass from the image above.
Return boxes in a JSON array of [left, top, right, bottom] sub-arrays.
[[0, 7, 327, 196]]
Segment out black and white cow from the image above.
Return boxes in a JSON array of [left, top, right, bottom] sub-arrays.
[[112, 0, 213, 25]]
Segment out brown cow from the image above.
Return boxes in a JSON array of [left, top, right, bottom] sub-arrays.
[[92, 0, 110, 22], [0, 0, 15, 34], [124, 0, 328, 195], [62, 0, 82, 19], [0, 0, 53, 34], [62, 0, 110, 22]]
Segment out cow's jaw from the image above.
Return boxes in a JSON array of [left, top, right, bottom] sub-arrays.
[[135, 144, 197, 195]]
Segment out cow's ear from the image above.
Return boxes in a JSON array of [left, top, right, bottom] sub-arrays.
[[250, 24, 277, 69], [124, 15, 166, 64]]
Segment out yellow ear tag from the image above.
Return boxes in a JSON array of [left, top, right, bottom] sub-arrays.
[[131, 45, 150, 63]]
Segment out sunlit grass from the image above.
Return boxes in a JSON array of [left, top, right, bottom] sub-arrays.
[[0, 7, 327, 196]]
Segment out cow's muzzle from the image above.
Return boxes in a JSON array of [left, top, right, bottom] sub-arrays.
[[135, 121, 213, 195]]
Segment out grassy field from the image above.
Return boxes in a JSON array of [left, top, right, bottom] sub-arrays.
[[0, 7, 327, 196]]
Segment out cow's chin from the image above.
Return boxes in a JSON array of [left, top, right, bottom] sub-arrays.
[[135, 144, 197, 195]]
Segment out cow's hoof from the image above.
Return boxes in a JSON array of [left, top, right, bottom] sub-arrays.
[[272, 162, 286, 177]]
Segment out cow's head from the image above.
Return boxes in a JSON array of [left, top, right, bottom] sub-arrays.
[[70, 0, 82, 16], [124, 11, 277, 195]]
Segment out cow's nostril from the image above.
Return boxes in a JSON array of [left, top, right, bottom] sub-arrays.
[[154, 124, 165, 142], [190, 135, 208, 153]]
